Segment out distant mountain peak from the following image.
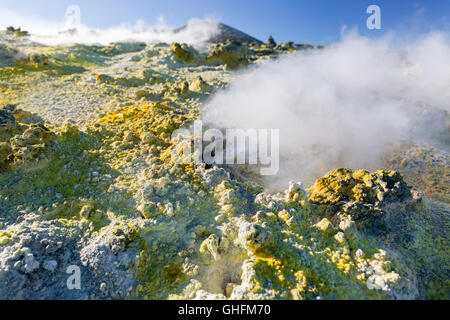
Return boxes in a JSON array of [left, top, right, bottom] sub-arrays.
[[176, 22, 263, 44], [208, 23, 263, 44]]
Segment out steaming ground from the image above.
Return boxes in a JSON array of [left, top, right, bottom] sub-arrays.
[[0, 7, 220, 47], [28, 18, 220, 48], [203, 31, 450, 189]]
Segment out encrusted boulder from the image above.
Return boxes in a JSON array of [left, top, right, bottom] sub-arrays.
[[0, 105, 55, 169], [189, 76, 210, 92], [206, 41, 250, 69], [267, 35, 277, 48], [274, 41, 296, 51], [237, 222, 272, 254], [0, 44, 18, 66], [2, 104, 34, 121], [6, 26, 29, 37], [171, 43, 194, 63], [21, 54, 50, 67], [135, 89, 150, 99], [0, 109, 17, 134], [0, 142, 12, 164], [309, 168, 414, 235], [309, 168, 411, 209], [10, 123, 53, 149]]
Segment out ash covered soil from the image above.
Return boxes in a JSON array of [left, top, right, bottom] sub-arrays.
[[0, 28, 448, 300]]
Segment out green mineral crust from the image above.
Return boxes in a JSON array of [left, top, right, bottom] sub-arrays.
[[0, 28, 448, 300]]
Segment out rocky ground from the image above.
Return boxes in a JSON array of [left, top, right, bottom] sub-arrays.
[[0, 28, 448, 300]]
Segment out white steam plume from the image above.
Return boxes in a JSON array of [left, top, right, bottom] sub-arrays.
[[0, 7, 220, 46], [203, 31, 450, 189]]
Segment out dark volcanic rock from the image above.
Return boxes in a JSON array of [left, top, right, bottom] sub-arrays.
[[0, 109, 16, 133], [208, 23, 263, 44], [175, 23, 263, 44]]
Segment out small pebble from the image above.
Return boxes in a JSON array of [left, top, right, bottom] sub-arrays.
[[43, 260, 58, 272]]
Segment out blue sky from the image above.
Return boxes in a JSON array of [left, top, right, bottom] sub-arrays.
[[2, 0, 450, 44]]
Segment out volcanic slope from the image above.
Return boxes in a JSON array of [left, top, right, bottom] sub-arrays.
[[0, 28, 448, 300]]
